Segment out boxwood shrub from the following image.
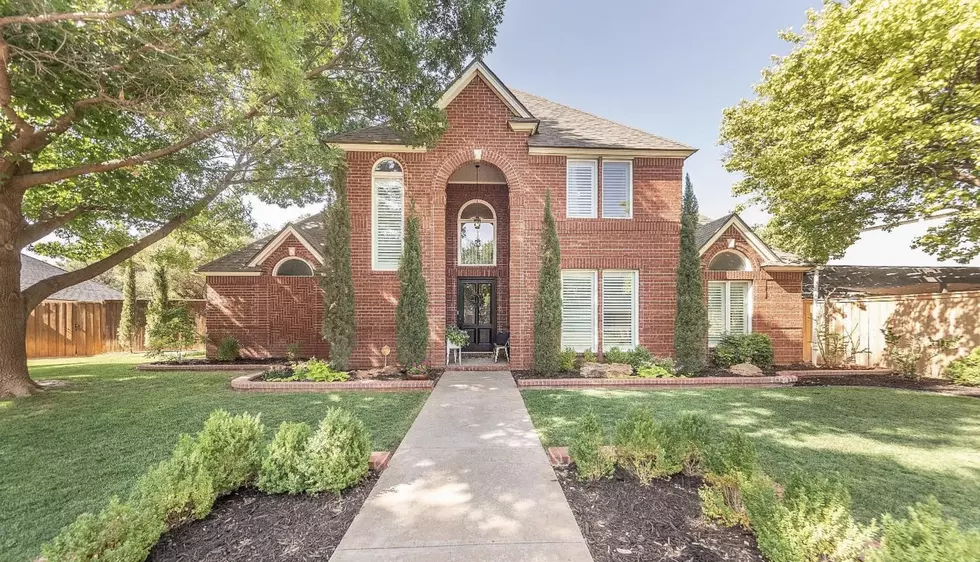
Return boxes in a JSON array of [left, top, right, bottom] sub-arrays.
[[712, 333, 775, 369], [304, 408, 371, 493], [258, 422, 313, 494], [944, 348, 980, 387]]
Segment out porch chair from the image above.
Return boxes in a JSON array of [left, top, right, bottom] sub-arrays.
[[446, 337, 462, 365], [493, 331, 510, 363]]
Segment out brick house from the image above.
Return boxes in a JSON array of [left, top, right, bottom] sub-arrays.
[[198, 61, 810, 367]]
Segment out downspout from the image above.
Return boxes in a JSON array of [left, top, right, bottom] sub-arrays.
[[811, 265, 821, 366]]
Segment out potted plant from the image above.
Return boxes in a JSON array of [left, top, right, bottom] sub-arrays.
[[446, 325, 469, 348], [405, 360, 431, 380]]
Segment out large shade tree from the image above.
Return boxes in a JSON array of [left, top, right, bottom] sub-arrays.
[[0, 0, 505, 396], [720, 0, 980, 263]]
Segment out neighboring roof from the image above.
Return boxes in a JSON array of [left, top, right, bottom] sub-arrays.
[[696, 213, 807, 267], [197, 215, 325, 274], [325, 60, 694, 154], [20, 254, 123, 302], [805, 266, 980, 298]]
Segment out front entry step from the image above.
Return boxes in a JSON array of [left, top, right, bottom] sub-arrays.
[[445, 362, 511, 372]]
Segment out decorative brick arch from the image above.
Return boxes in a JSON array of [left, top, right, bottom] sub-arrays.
[[429, 148, 526, 195]]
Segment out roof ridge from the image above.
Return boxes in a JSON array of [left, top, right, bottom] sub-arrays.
[[511, 89, 694, 150]]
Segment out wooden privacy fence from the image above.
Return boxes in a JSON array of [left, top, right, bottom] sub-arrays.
[[26, 300, 206, 359], [803, 290, 980, 375]]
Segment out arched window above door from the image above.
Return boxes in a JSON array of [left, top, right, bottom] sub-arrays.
[[458, 200, 496, 266], [274, 257, 314, 277], [708, 251, 750, 271]]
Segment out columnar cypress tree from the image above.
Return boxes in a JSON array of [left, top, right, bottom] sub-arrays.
[[674, 175, 709, 373], [321, 165, 356, 370], [117, 260, 138, 352], [146, 263, 170, 338], [533, 191, 562, 375], [395, 203, 429, 366]]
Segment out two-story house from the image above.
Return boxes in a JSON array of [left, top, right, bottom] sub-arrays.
[[199, 61, 809, 368]]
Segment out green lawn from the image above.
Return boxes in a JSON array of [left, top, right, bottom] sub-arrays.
[[522, 386, 980, 530], [0, 355, 428, 562]]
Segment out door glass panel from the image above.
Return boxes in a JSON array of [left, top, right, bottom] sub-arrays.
[[478, 283, 491, 325], [462, 283, 477, 324]]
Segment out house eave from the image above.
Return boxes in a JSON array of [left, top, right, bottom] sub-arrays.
[[698, 215, 781, 263], [199, 271, 263, 277], [508, 119, 539, 134], [762, 265, 812, 272], [526, 146, 697, 159], [328, 142, 429, 153], [247, 225, 325, 268]]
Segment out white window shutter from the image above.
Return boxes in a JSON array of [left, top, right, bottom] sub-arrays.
[[602, 271, 637, 351], [561, 271, 596, 351], [707, 281, 726, 346], [729, 282, 750, 335], [566, 160, 597, 218], [373, 177, 404, 270], [601, 161, 632, 218]]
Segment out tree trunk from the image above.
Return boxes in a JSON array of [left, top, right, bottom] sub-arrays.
[[0, 240, 38, 397]]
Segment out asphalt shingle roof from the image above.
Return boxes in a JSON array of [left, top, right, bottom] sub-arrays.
[[695, 213, 806, 266], [197, 215, 324, 273], [805, 266, 980, 298], [20, 254, 123, 302]]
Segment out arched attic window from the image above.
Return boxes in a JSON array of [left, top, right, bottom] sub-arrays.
[[372, 158, 405, 270], [458, 200, 496, 265], [274, 257, 314, 277], [708, 251, 751, 272]]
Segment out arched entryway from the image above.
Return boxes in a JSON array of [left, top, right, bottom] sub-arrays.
[[445, 161, 510, 363]]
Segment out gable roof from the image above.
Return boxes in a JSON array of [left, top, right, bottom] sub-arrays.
[[325, 60, 694, 155], [20, 254, 123, 302], [696, 213, 807, 267], [805, 266, 980, 298], [197, 215, 325, 274]]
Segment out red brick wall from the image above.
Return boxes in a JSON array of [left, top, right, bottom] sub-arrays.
[[205, 234, 330, 359], [702, 225, 804, 364], [342, 76, 685, 368]]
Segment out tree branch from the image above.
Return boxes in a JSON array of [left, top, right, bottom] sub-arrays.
[[0, 1, 188, 28], [954, 168, 980, 188], [0, 38, 32, 135], [17, 206, 94, 247]]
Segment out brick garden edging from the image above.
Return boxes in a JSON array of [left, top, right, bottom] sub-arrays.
[[230, 372, 433, 392], [136, 363, 287, 372], [776, 368, 893, 377], [516, 375, 798, 390]]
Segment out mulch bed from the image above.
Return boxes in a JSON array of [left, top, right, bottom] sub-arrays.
[[147, 473, 377, 562], [149, 358, 290, 366], [796, 374, 980, 397], [557, 467, 763, 562]]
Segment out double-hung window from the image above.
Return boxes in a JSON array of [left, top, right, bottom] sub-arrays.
[[707, 281, 751, 346], [601, 270, 638, 350], [560, 271, 597, 351], [372, 159, 404, 270], [566, 160, 597, 218], [601, 160, 632, 218]]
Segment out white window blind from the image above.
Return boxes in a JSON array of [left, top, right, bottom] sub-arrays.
[[561, 271, 597, 351], [707, 281, 751, 346], [373, 176, 404, 270], [602, 270, 638, 351], [601, 161, 632, 218], [566, 160, 597, 218]]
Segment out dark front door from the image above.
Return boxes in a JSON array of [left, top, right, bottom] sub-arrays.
[[457, 278, 495, 352]]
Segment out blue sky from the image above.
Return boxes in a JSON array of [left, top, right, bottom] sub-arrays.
[[254, 0, 976, 266]]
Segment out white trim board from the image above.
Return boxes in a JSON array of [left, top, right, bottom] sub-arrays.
[[698, 214, 780, 263], [247, 225, 324, 268], [436, 60, 533, 119], [327, 143, 428, 153]]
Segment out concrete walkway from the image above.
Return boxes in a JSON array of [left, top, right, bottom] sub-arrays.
[[331, 371, 593, 561]]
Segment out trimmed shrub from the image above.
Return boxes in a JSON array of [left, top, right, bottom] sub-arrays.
[[582, 349, 598, 364], [40, 498, 165, 562], [258, 422, 313, 494], [569, 411, 614, 481], [614, 409, 678, 483], [713, 333, 775, 369], [944, 347, 980, 387], [663, 414, 714, 473], [869, 498, 980, 562], [626, 345, 653, 371], [195, 410, 264, 495], [744, 473, 874, 562], [129, 435, 217, 526], [603, 347, 630, 365], [559, 347, 577, 372], [700, 473, 751, 528], [702, 429, 760, 479], [215, 337, 240, 362], [303, 408, 372, 494]]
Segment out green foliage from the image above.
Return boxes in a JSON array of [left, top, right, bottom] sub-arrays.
[[569, 412, 614, 481], [268, 359, 350, 382], [533, 192, 563, 375], [613, 409, 678, 484], [396, 205, 429, 366], [446, 325, 470, 347], [195, 411, 264, 496], [636, 364, 676, 378], [702, 430, 760, 479], [146, 305, 199, 358], [626, 345, 653, 371], [582, 349, 598, 363], [603, 347, 630, 365], [405, 361, 430, 378], [700, 473, 751, 528], [712, 333, 774, 369], [869, 498, 980, 562], [129, 435, 218, 526], [258, 422, 313, 495], [664, 414, 714, 473], [675, 175, 709, 372], [559, 347, 577, 372], [145, 264, 171, 337], [39, 498, 165, 562], [882, 326, 957, 380], [117, 260, 139, 353], [720, 0, 980, 263], [944, 348, 980, 387], [321, 165, 356, 370], [744, 473, 875, 562], [303, 408, 372, 494], [215, 337, 241, 362]]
